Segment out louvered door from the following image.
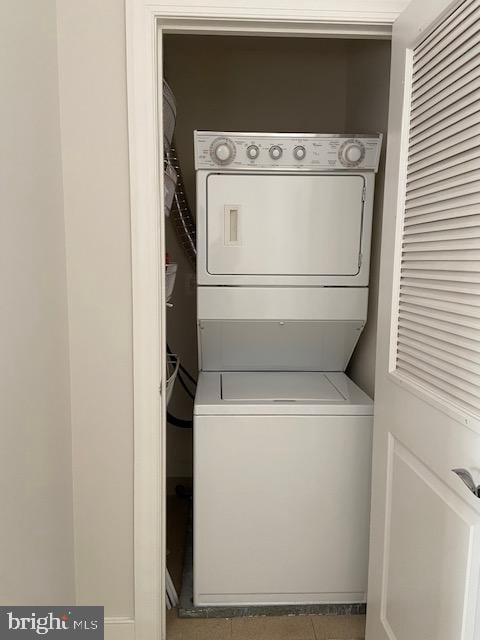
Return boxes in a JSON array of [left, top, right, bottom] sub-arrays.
[[395, 0, 480, 417], [367, 1, 480, 639]]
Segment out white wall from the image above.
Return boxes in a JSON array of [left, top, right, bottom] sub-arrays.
[[56, 0, 134, 617], [0, 0, 75, 603]]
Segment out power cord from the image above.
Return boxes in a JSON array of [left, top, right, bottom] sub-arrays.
[[166, 343, 197, 428], [167, 412, 193, 428]]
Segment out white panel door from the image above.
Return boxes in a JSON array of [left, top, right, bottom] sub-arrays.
[[367, 1, 480, 639], [206, 173, 364, 276]]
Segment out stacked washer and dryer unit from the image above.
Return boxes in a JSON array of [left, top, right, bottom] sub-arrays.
[[193, 131, 382, 608]]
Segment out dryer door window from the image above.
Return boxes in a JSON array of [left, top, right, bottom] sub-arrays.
[[206, 173, 364, 277]]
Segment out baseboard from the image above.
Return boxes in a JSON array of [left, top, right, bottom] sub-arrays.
[[105, 617, 135, 640]]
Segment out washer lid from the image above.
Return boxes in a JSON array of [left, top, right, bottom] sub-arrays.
[[221, 372, 346, 403]]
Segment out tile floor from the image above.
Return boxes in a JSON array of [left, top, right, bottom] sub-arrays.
[[167, 609, 366, 640], [166, 494, 365, 639]]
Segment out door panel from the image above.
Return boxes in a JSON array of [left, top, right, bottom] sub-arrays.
[[382, 437, 480, 640], [367, 1, 480, 638], [206, 173, 364, 276]]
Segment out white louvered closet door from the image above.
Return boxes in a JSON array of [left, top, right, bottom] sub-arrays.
[[396, 0, 480, 416], [367, 1, 480, 639]]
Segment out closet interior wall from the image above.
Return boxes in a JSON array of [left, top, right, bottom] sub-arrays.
[[164, 35, 391, 482], [345, 39, 391, 396]]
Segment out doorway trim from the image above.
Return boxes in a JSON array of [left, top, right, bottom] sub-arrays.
[[125, 2, 402, 638]]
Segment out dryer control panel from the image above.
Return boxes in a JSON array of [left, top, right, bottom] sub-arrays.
[[194, 131, 382, 172]]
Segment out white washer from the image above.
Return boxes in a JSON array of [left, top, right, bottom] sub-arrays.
[[193, 131, 382, 608], [194, 371, 373, 606]]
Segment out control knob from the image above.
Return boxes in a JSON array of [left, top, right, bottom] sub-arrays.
[[247, 145, 260, 160], [269, 145, 283, 160], [338, 140, 365, 167], [210, 137, 236, 165], [293, 145, 306, 160]]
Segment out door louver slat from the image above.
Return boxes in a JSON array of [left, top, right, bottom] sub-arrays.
[[394, 0, 480, 419], [399, 298, 480, 323], [408, 137, 480, 173], [409, 113, 480, 156], [406, 180, 480, 206], [399, 309, 480, 340], [400, 285, 480, 305], [408, 124, 480, 165], [405, 194, 480, 219], [406, 217, 480, 238], [402, 238, 480, 252], [398, 338, 480, 377], [402, 248, 480, 261], [397, 353, 480, 399], [414, 0, 477, 60], [410, 94, 480, 147], [407, 162, 480, 194], [412, 58, 480, 118], [412, 20, 480, 88], [398, 325, 480, 359], [407, 149, 480, 184], [398, 318, 480, 352], [401, 269, 480, 283], [404, 207, 480, 228], [400, 277, 480, 294], [397, 359, 480, 411], [401, 260, 480, 272]]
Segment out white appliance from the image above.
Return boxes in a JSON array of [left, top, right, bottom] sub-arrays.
[[193, 131, 382, 607]]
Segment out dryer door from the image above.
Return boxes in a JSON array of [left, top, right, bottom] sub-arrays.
[[206, 173, 365, 280]]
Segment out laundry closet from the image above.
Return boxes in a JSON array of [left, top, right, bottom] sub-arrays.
[[163, 33, 391, 623]]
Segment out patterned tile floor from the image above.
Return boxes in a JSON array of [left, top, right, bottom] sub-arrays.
[[167, 609, 365, 640], [166, 494, 365, 640]]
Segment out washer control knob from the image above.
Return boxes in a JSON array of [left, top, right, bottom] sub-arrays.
[[210, 137, 236, 165], [247, 144, 259, 160], [269, 145, 282, 160], [293, 145, 306, 160], [339, 140, 365, 167], [345, 145, 362, 163], [216, 144, 231, 162]]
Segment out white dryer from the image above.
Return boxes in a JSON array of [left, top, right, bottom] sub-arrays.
[[193, 131, 382, 607]]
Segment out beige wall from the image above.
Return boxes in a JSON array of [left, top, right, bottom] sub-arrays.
[[56, 0, 134, 617], [0, 0, 75, 603], [1, 0, 134, 615], [163, 35, 390, 476], [346, 40, 391, 397]]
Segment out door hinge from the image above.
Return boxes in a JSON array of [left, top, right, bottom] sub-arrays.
[[358, 252, 363, 269], [362, 186, 366, 202]]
